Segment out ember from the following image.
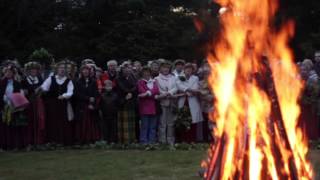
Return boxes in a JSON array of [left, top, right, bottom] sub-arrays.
[[201, 0, 314, 179]]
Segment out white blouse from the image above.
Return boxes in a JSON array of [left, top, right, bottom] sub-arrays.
[[41, 75, 74, 99]]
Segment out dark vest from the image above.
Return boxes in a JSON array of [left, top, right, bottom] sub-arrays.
[[47, 76, 70, 98]]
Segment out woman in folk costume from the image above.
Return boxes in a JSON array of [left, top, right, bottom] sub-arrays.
[[40, 61, 75, 145], [155, 61, 178, 145], [21, 62, 45, 145], [176, 63, 204, 143], [0, 64, 28, 149], [116, 61, 138, 143], [74, 64, 101, 144], [137, 66, 160, 144]]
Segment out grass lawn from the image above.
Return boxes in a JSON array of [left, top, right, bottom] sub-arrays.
[[0, 150, 206, 180], [0, 149, 318, 180]]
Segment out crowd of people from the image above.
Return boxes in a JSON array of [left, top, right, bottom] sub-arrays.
[[0, 58, 214, 150], [2, 51, 320, 150]]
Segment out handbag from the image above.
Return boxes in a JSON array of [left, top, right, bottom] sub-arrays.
[[8, 93, 30, 111]]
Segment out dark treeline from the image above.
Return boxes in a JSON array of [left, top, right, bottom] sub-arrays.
[[0, 0, 319, 65]]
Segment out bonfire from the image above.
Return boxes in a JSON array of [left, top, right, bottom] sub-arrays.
[[201, 0, 314, 179]]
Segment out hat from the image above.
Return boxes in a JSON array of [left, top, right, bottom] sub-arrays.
[[107, 60, 118, 66], [80, 64, 91, 71], [24, 61, 41, 71], [174, 59, 186, 66], [160, 60, 172, 68], [120, 61, 131, 69], [157, 58, 166, 64], [184, 63, 195, 70], [81, 59, 95, 65]]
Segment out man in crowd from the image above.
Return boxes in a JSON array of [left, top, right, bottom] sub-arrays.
[[101, 60, 118, 87]]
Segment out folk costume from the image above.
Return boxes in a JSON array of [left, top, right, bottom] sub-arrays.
[[21, 62, 45, 145], [74, 69, 101, 144], [0, 65, 29, 149], [41, 62, 74, 145]]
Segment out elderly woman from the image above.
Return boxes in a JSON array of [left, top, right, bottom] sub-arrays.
[[116, 62, 138, 143], [176, 63, 204, 143], [0, 64, 27, 149], [101, 60, 118, 88], [40, 61, 75, 145], [21, 62, 45, 145], [299, 59, 320, 141], [155, 61, 177, 145]]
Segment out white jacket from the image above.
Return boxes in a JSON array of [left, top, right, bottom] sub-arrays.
[[176, 75, 203, 124], [155, 73, 178, 107]]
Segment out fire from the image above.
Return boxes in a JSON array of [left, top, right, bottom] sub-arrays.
[[202, 0, 314, 179]]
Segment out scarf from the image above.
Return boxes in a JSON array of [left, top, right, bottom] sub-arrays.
[[142, 78, 155, 89]]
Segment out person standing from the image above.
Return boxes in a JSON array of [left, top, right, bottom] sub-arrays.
[[74, 65, 101, 144], [101, 60, 118, 88], [150, 61, 160, 78], [99, 80, 119, 143], [137, 67, 160, 144], [116, 62, 138, 144], [172, 59, 186, 77], [155, 61, 177, 145], [0, 64, 28, 149], [176, 63, 204, 143], [22, 62, 45, 145], [40, 61, 74, 145], [299, 59, 320, 141]]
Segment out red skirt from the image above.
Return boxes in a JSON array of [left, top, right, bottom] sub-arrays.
[[0, 115, 29, 150], [74, 107, 101, 144], [45, 98, 74, 145], [26, 97, 46, 145]]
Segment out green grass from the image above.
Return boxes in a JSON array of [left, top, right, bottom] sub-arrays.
[[0, 150, 205, 180], [0, 149, 318, 180]]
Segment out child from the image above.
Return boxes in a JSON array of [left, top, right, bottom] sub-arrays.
[[99, 80, 118, 143], [137, 66, 160, 144]]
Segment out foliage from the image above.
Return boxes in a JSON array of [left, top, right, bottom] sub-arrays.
[[29, 48, 54, 65], [0, 0, 211, 66], [0, 0, 319, 64], [175, 105, 192, 131]]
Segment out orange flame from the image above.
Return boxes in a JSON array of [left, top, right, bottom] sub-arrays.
[[203, 0, 313, 179]]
